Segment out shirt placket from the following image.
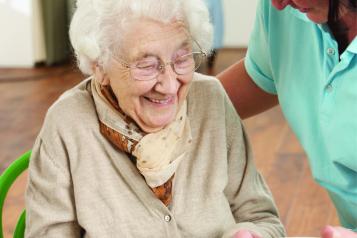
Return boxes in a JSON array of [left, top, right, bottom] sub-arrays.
[[319, 31, 347, 125]]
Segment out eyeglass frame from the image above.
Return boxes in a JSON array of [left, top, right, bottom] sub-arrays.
[[111, 38, 207, 81]]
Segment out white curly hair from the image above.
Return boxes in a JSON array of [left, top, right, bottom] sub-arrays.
[[69, 0, 213, 75]]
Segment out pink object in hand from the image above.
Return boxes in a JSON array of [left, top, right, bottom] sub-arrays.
[[321, 225, 357, 238], [233, 230, 262, 238]]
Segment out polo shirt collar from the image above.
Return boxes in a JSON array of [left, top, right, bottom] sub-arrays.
[[287, 6, 357, 55], [287, 6, 331, 38], [347, 36, 357, 54], [287, 6, 310, 22]]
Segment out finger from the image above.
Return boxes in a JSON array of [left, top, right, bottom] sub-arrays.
[[234, 230, 254, 238], [321, 225, 337, 238], [334, 226, 357, 237]]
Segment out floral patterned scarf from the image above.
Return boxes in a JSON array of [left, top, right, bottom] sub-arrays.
[[92, 79, 192, 206]]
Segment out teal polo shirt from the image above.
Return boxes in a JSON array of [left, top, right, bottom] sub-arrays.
[[245, 0, 357, 230]]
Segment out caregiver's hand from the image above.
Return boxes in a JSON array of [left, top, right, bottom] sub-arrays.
[[321, 225, 357, 238], [233, 230, 262, 238]]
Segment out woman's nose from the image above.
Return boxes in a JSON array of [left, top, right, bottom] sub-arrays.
[[155, 64, 180, 94]]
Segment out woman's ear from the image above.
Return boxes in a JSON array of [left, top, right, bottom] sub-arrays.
[[93, 63, 110, 85]]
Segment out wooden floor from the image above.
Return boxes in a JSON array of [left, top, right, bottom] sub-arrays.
[[0, 49, 338, 237]]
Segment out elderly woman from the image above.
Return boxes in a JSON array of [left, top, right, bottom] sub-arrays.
[[25, 0, 285, 237]]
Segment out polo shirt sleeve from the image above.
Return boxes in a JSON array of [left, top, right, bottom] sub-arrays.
[[245, 0, 277, 94]]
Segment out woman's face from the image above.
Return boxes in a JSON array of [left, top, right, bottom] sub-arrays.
[[272, 0, 329, 23], [104, 20, 194, 133]]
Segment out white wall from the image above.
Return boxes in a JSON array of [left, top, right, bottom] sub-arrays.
[[0, 0, 33, 67], [223, 0, 258, 48], [32, 0, 46, 62], [0, 0, 45, 67], [0, 0, 256, 67]]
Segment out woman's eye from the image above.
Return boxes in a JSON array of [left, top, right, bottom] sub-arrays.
[[175, 55, 192, 66], [137, 63, 156, 69], [135, 60, 158, 70]]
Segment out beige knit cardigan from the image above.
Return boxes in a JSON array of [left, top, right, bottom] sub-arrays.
[[25, 73, 285, 238]]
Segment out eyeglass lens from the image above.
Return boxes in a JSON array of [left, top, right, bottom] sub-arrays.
[[131, 52, 204, 81]]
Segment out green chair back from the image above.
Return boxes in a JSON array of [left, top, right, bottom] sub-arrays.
[[0, 151, 31, 238]]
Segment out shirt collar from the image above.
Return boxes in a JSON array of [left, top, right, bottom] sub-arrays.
[[287, 6, 311, 22], [346, 36, 357, 54], [287, 6, 357, 55]]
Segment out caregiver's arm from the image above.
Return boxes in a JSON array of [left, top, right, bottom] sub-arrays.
[[217, 59, 278, 119]]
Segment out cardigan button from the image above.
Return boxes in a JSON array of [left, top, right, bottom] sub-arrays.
[[164, 215, 171, 222]]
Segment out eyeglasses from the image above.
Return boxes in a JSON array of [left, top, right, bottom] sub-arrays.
[[113, 40, 207, 81]]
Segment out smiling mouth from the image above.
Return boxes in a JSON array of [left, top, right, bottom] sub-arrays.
[[144, 96, 175, 105]]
